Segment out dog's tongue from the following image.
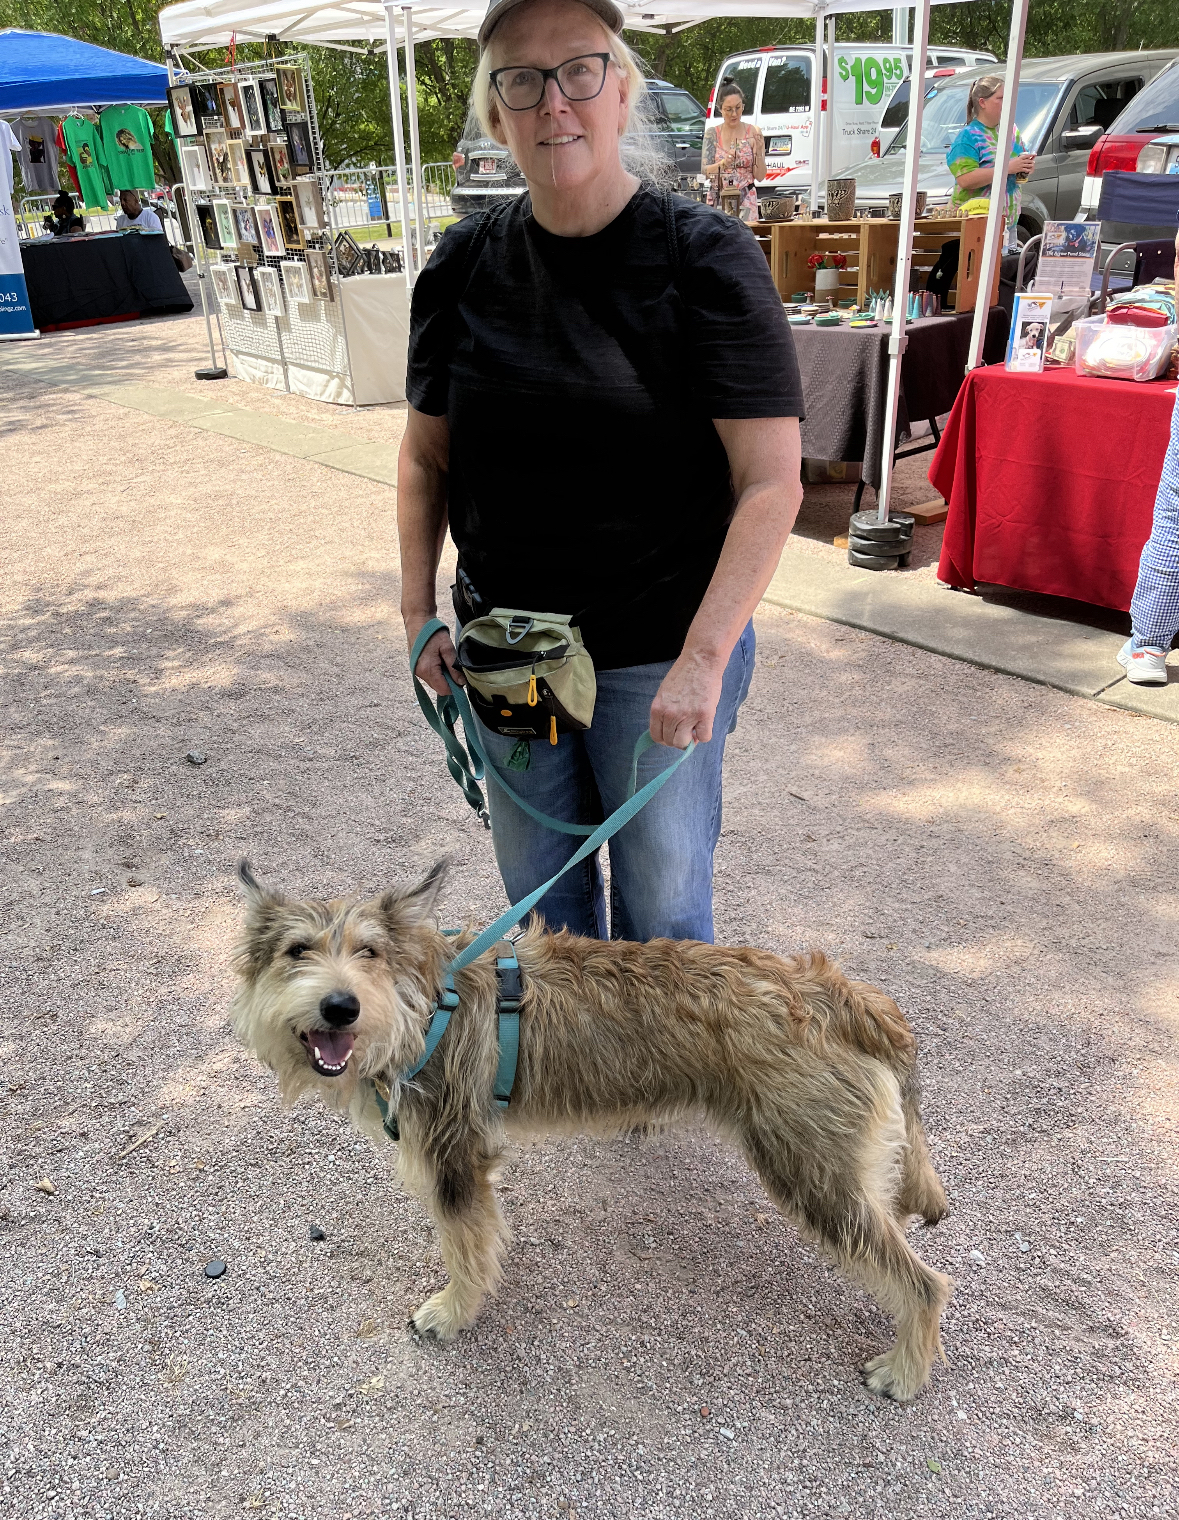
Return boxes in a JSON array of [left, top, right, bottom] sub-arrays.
[[313, 1029, 355, 1065]]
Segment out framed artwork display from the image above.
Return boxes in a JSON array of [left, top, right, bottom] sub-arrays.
[[254, 265, 284, 315], [246, 146, 274, 195], [285, 119, 313, 175], [194, 201, 220, 250], [305, 247, 333, 301], [212, 199, 237, 248], [235, 262, 260, 311], [180, 143, 211, 192], [218, 81, 243, 132], [228, 138, 250, 187], [204, 128, 232, 186], [168, 85, 199, 138], [332, 230, 364, 278], [275, 66, 306, 115], [210, 264, 237, 305], [190, 82, 221, 129], [254, 202, 285, 258], [266, 139, 293, 185], [258, 75, 284, 133], [239, 78, 264, 135], [275, 196, 303, 250], [281, 259, 310, 303], [233, 204, 258, 246], [292, 177, 325, 229]]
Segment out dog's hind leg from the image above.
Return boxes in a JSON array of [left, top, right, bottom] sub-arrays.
[[895, 1072, 949, 1226], [407, 1148, 509, 1343]]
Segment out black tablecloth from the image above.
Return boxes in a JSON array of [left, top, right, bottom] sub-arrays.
[[20, 232, 194, 330], [792, 307, 1009, 487]]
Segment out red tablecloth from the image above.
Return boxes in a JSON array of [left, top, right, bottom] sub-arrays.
[[932, 365, 1176, 611]]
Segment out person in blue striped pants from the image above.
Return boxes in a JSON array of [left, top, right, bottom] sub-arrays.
[[1117, 229, 1179, 686]]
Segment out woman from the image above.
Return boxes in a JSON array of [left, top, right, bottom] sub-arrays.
[[400, 0, 804, 944], [702, 80, 766, 224], [946, 76, 1035, 248], [42, 192, 84, 237]]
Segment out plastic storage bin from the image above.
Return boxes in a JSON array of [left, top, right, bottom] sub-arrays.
[[1075, 316, 1177, 382]]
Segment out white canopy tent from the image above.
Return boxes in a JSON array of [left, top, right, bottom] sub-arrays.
[[159, 0, 1028, 520]]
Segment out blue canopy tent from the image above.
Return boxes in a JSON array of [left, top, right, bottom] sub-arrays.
[[0, 28, 168, 114]]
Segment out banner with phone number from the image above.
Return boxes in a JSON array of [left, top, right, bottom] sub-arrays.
[[0, 192, 36, 337]]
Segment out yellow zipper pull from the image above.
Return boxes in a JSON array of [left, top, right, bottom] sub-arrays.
[[549, 715, 558, 746], [527, 674, 538, 707]]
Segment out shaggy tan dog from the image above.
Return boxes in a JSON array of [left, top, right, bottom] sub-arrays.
[[231, 859, 952, 1401]]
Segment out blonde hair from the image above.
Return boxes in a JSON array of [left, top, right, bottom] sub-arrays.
[[966, 74, 1005, 123], [470, 5, 648, 147]]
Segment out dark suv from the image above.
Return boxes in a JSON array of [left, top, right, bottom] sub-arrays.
[[449, 78, 707, 216]]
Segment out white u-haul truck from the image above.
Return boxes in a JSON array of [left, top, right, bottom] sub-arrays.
[[708, 44, 996, 199]]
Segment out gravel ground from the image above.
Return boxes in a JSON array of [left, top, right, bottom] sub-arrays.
[[2, 319, 1178, 1520]]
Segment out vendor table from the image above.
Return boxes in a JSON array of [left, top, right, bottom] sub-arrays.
[[933, 365, 1176, 610], [792, 307, 1009, 491], [20, 231, 193, 331]]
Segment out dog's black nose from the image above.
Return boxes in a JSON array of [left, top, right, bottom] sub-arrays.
[[320, 990, 360, 1027]]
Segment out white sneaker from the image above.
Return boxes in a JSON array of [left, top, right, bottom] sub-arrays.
[[1117, 638, 1169, 685]]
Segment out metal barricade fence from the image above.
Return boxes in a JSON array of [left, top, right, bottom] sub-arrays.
[[327, 161, 457, 234], [17, 189, 186, 245]]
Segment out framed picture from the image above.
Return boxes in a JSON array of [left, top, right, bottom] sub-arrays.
[[305, 247, 334, 301], [180, 143, 211, 192], [204, 128, 231, 186], [246, 146, 274, 195], [168, 85, 199, 138], [266, 139, 293, 185], [235, 262, 260, 311], [254, 202, 285, 258], [212, 199, 237, 248], [275, 196, 303, 250], [332, 230, 364, 278], [292, 177, 325, 230], [228, 138, 250, 187], [239, 78, 264, 136], [258, 75, 284, 133], [281, 259, 310, 304], [190, 82, 221, 130], [285, 119, 313, 175], [210, 263, 237, 305], [218, 82, 243, 132], [233, 204, 258, 246], [254, 265, 284, 316], [194, 201, 220, 250], [275, 66, 306, 115]]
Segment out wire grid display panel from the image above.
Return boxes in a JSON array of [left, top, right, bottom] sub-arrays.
[[215, 285, 350, 375]]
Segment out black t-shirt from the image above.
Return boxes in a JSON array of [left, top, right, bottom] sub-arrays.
[[407, 187, 804, 669]]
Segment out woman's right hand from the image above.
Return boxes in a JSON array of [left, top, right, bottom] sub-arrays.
[[404, 614, 464, 696], [1013, 152, 1036, 174]]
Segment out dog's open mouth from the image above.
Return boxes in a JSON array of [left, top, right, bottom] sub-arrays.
[[299, 1028, 356, 1077]]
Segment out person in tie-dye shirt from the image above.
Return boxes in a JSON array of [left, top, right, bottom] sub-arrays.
[[946, 75, 1036, 249]]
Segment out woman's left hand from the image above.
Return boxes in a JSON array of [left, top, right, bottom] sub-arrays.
[[649, 651, 724, 748]]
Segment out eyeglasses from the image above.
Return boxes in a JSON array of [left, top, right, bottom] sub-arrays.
[[489, 53, 610, 113]]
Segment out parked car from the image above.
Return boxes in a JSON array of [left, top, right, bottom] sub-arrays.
[[707, 43, 996, 190], [449, 78, 707, 216], [838, 52, 1179, 241], [1079, 61, 1179, 250]]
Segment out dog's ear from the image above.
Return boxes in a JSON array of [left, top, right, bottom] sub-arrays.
[[232, 860, 291, 981], [379, 857, 450, 933], [236, 857, 287, 908]]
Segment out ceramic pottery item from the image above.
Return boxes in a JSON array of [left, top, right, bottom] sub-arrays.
[[814, 266, 842, 298], [788, 314, 812, 324], [814, 313, 841, 326], [760, 195, 796, 221], [826, 177, 856, 221]]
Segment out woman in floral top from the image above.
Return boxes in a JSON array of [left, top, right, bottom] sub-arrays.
[[946, 75, 1036, 249], [703, 79, 766, 223]]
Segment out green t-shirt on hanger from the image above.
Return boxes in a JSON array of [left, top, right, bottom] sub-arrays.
[[60, 115, 111, 209], [99, 105, 156, 191]]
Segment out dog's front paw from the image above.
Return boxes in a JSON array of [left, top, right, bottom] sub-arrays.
[[861, 1348, 929, 1404], [410, 1287, 469, 1343]]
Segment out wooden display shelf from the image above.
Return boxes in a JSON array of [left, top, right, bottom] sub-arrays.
[[750, 215, 1002, 313]]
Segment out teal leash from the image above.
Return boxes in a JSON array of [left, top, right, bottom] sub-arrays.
[[374, 619, 697, 1141]]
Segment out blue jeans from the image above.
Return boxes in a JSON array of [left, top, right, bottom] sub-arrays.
[[1131, 386, 1179, 651], [471, 623, 756, 943]]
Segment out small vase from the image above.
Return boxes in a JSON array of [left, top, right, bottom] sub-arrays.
[[814, 267, 842, 299]]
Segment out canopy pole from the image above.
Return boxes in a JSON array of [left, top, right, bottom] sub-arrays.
[[382, 2, 416, 289], [402, 5, 427, 272], [165, 50, 226, 380], [824, 12, 836, 190], [966, 0, 1030, 371], [810, 7, 824, 213], [874, 0, 932, 524]]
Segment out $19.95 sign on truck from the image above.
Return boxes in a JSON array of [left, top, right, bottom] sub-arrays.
[[834, 52, 907, 159]]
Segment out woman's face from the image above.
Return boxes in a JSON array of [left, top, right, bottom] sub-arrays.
[[488, 0, 629, 196], [975, 84, 1003, 129], [719, 93, 744, 126]]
